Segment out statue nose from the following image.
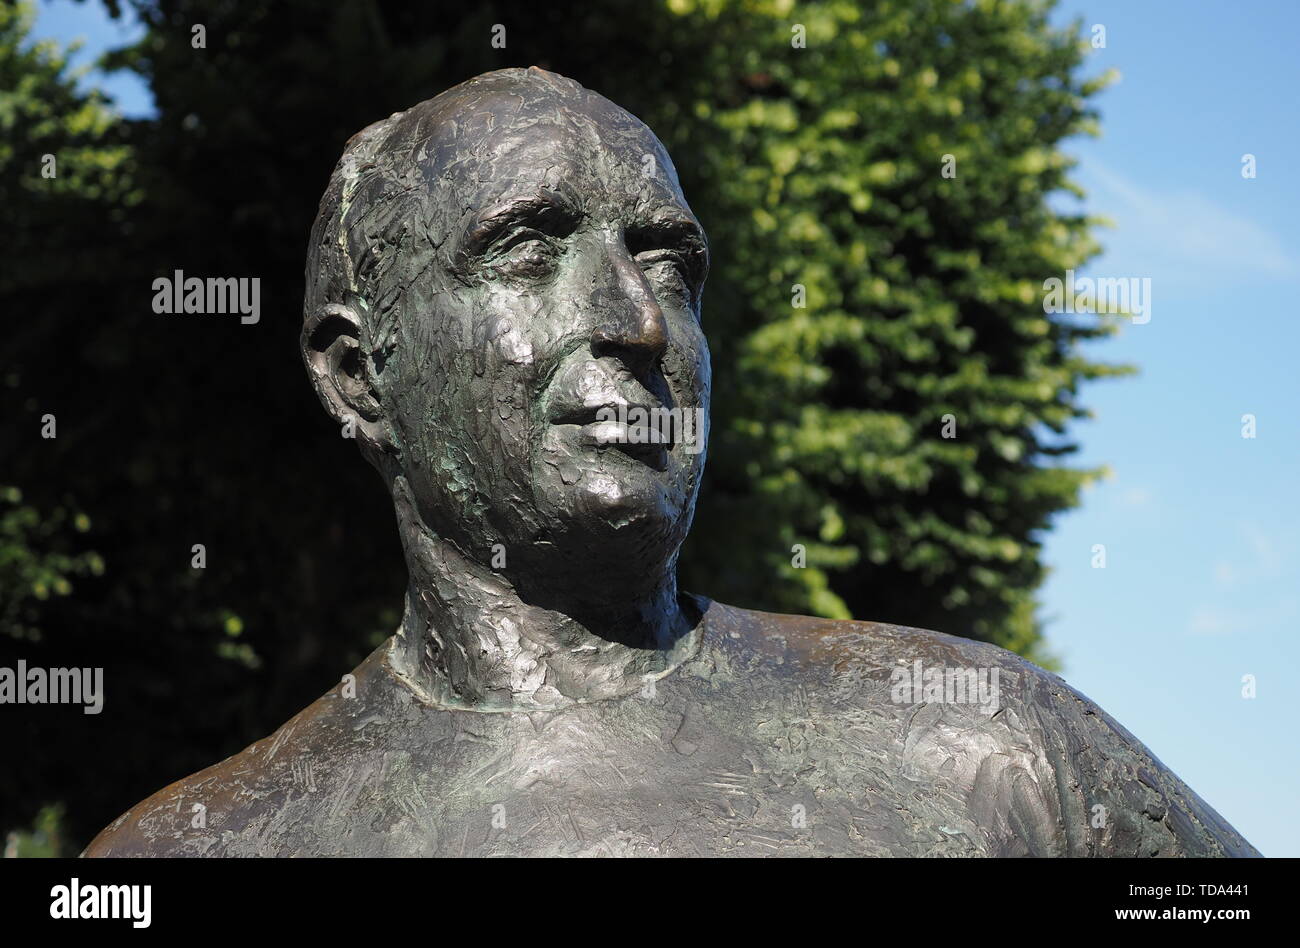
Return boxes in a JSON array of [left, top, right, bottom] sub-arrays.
[[590, 246, 668, 373]]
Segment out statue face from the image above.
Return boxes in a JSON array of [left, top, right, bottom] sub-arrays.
[[382, 85, 710, 603]]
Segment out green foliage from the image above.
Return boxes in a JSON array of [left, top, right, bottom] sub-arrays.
[[0, 0, 137, 291], [0, 486, 103, 643], [660, 0, 1129, 661], [0, 0, 1124, 848], [3, 803, 71, 858], [1, 0, 128, 654]]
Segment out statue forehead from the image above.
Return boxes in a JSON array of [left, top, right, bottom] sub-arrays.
[[397, 83, 691, 223]]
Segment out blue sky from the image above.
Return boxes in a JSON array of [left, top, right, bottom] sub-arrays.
[[1039, 0, 1300, 857], [31, 0, 1298, 855], [30, 0, 150, 115]]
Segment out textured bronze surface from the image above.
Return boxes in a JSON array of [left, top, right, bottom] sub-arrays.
[[85, 68, 1258, 858]]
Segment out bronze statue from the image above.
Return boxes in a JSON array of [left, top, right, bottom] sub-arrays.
[[85, 68, 1258, 857]]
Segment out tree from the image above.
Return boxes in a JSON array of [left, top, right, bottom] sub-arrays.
[[1, 0, 133, 852], [663, 0, 1126, 661]]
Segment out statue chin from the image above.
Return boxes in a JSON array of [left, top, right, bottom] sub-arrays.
[[537, 434, 699, 521]]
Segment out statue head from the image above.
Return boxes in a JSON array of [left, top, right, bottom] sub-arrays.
[[301, 68, 710, 614]]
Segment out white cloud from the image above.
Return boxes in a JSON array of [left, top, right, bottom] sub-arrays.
[[1120, 486, 1152, 507], [1188, 599, 1297, 637], [1083, 163, 1296, 282]]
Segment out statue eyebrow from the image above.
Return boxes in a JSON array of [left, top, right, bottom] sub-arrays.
[[627, 214, 708, 253], [626, 213, 710, 283], [459, 192, 581, 259]]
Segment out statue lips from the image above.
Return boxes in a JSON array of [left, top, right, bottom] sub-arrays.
[[580, 406, 672, 471], [551, 404, 672, 471]]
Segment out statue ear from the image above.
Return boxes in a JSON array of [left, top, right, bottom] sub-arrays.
[[302, 303, 392, 452]]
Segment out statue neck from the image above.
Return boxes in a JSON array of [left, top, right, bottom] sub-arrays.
[[384, 476, 702, 711]]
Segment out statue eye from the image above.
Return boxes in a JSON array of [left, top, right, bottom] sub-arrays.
[[488, 231, 559, 279], [635, 248, 699, 300]]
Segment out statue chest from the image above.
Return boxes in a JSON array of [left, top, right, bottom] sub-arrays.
[[288, 692, 1012, 856]]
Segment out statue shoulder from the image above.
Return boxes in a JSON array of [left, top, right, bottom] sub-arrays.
[[694, 600, 1259, 857], [694, 597, 1040, 685], [82, 722, 291, 857], [83, 643, 399, 857]]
